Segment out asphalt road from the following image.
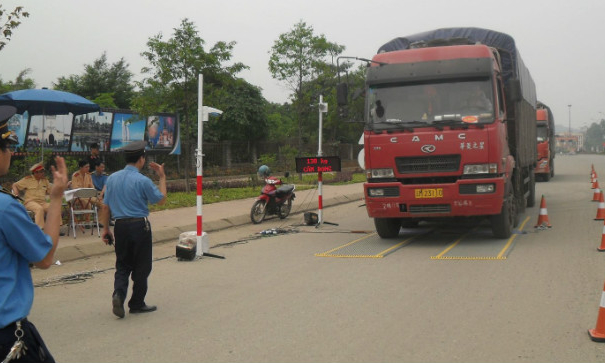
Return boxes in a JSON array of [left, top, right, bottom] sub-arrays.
[[29, 154, 605, 362]]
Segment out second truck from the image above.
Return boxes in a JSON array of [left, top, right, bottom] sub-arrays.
[[338, 27, 537, 238], [535, 101, 555, 181]]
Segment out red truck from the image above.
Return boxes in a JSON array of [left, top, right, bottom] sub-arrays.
[[338, 28, 537, 238], [535, 101, 555, 181]]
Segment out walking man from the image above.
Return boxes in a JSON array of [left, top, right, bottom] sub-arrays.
[[0, 105, 69, 362], [100, 141, 167, 318]]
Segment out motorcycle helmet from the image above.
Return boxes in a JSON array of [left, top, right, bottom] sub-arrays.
[[258, 165, 271, 178]]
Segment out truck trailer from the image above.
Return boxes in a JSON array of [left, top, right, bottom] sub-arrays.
[[535, 101, 555, 181], [338, 27, 537, 238]]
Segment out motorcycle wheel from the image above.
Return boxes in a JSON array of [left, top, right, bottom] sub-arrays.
[[278, 199, 292, 219], [250, 200, 267, 224]]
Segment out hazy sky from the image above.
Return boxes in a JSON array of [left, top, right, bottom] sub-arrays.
[[1, 0, 604, 131]]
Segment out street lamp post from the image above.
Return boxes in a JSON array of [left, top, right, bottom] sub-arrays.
[[568, 104, 572, 135]]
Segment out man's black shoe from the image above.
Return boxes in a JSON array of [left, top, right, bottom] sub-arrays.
[[129, 305, 157, 314], [112, 294, 125, 318]]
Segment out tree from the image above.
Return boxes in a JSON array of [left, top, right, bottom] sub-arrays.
[[0, 5, 28, 52], [137, 18, 247, 191], [0, 68, 35, 93], [585, 121, 605, 153], [54, 52, 135, 108], [268, 20, 345, 154]]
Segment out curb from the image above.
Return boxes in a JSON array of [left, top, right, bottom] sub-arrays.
[[54, 191, 365, 262]]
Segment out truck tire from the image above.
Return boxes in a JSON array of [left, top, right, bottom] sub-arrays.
[[543, 168, 551, 182], [526, 170, 536, 208], [401, 219, 419, 228], [374, 218, 401, 238], [550, 160, 554, 178], [491, 185, 516, 238]]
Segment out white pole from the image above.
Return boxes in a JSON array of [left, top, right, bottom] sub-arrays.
[[196, 74, 207, 256], [317, 95, 324, 225]]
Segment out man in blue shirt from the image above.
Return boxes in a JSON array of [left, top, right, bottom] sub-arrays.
[[100, 141, 166, 318], [91, 161, 108, 197], [0, 105, 69, 362]]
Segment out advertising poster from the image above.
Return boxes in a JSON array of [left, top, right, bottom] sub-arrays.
[[72, 111, 113, 151], [26, 114, 73, 152], [110, 113, 147, 151], [146, 115, 176, 150]]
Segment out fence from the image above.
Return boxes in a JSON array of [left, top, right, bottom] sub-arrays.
[[4, 141, 364, 184]]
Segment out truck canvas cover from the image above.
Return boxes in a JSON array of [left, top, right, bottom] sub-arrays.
[[377, 27, 536, 107]]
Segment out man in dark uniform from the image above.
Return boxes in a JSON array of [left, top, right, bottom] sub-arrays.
[[100, 141, 167, 319], [0, 105, 69, 362], [86, 142, 102, 171]]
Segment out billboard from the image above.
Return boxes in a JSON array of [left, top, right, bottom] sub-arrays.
[[6, 108, 180, 155]]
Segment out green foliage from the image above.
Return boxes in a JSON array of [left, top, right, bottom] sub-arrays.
[[136, 18, 250, 191], [0, 68, 35, 93], [207, 78, 267, 143], [268, 20, 346, 151], [584, 120, 605, 152], [0, 5, 29, 52], [258, 153, 277, 167], [54, 52, 135, 108]]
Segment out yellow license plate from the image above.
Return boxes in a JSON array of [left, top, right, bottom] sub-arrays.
[[414, 188, 443, 199]]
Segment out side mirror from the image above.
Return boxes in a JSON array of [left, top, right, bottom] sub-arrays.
[[336, 83, 348, 106], [505, 79, 522, 103]]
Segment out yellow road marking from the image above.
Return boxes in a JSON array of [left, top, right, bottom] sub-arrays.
[[431, 216, 531, 260]]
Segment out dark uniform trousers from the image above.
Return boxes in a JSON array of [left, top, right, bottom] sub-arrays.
[[113, 218, 152, 309], [0, 319, 55, 363]]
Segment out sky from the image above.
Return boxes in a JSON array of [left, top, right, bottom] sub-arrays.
[[1, 0, 604, 132]]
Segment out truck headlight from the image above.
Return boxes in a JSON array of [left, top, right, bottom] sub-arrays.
[[463, 163, 497, 175], [366, 168, 395, 179], [476, 184, 495, 193]]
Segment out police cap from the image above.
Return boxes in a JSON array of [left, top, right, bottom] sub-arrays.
[[122, 141, 146, 156], [0, 105, 18, 145], [30, 162, 45, 173]]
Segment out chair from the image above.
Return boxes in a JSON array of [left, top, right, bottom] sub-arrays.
[[67, 188, 100, 238]]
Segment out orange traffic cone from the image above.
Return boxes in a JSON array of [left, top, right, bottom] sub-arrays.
[[594, 186, 602, 202], [589, 280, 605, 342], [534, 195, 552, 228], [598, 221, 605, 252], [596, 192, 605, 220], [593, 179, 600, 190]]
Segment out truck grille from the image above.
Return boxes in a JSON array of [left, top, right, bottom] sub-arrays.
[[409, 204, 451, 214], [395, 155, 461, 174]]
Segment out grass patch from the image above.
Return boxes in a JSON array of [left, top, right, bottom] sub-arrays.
[[149, 173, 364, 212]]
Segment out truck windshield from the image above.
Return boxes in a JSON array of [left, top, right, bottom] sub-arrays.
[[536, 124, 548, 142], [367, 79, 494, 129]]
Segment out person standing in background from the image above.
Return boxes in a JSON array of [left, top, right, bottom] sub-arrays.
[[100, 141, 167, 319]]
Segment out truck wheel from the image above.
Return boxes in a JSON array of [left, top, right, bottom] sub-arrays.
[[374, 218, 401, 238], [491, 185, 516, 238], [526, 170, 536, 208], [550, 161, 554, 178], [401, 219, 419, 228]]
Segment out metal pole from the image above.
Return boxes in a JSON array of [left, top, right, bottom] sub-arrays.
[[196, 74, 204, 256], [317, 95, 323, 225], [568, 104, 572, 135]]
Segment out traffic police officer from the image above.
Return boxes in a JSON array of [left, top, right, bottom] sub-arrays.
[[0, 105, 69, 362], [100, 141, 167, 318], [12, 162, 51, 229]]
